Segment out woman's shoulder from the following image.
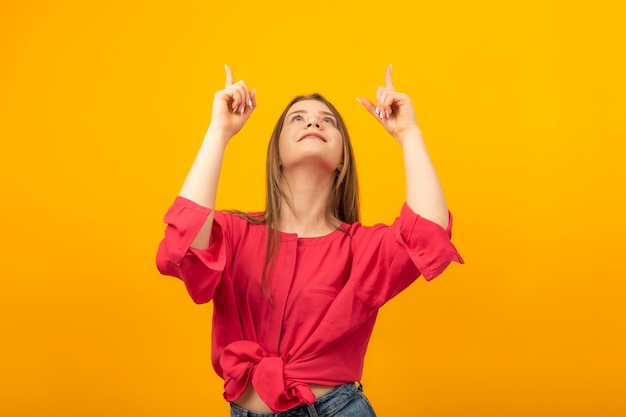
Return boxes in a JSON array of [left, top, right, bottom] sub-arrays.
[[216, 210, 269, 236], [342, 219, 390, 242], [219, 209, 266, 225]]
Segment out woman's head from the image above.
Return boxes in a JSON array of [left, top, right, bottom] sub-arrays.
[[265, 94, 359, 225], [278, 99, 344, 174]]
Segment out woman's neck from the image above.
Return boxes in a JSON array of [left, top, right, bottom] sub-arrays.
[[278, 168, 339, 237]]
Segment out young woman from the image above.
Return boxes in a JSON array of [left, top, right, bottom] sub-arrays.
[[156, 65, 463, 416]]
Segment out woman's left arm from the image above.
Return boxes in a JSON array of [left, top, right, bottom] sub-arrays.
[[357, 65, 449, 228]]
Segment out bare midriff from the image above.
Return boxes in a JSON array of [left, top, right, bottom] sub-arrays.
[[232, 382, 336, 413]]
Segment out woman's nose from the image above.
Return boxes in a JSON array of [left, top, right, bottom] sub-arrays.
[[307, 119, 320, 128]]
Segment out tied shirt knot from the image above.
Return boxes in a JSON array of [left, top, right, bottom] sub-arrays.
[[220, 340, 317, 412]]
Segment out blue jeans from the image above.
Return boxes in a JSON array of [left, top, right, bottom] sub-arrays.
[[229, 382, 377, 417]]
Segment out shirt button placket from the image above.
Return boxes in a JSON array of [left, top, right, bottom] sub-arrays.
[[270, 237, 299, 354]]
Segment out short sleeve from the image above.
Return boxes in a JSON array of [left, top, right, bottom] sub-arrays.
[[155, 196, 229, 304], [351, 204, 463, 307], [395, 203, 464, 281]]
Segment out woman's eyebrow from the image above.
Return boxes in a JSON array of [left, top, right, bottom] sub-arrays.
[[286, 110, 307, 117], [286, 110, 336, 118]]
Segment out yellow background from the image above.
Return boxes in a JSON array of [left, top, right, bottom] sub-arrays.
[[1, 0, 625, 415]]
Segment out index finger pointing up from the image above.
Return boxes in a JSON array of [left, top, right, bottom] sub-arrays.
[[385, 64, 394, 90], [225, 64, 234, 87]]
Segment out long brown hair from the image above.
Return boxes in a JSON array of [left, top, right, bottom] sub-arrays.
[[235, 94, 359, 296]]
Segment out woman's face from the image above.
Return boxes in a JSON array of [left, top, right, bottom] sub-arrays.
[[278, 99, 344, 173]]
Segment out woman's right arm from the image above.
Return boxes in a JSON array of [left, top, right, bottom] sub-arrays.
[[179, 65, 256, 249]]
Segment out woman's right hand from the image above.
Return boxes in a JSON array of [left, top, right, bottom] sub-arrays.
[[208, 65, 257, 141]]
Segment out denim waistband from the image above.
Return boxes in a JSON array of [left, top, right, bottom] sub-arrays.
[[230, 382, 362, 417]]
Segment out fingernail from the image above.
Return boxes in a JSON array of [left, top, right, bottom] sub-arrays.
[[375, 107, 379, 116], [248, 99, 253, 108], [355, 98, 362, 104], [241, 105, 245, 114], [385, 110, 390, 118]]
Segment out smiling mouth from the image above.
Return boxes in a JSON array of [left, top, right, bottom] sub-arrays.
[[299, 134, 327, 142]]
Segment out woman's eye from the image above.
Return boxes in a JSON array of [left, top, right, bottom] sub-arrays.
[[292, 115, 304, 122], [323, 117, 336, 125]]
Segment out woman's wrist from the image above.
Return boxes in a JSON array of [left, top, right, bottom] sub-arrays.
[[396, 127, 424, 148], [205, 124, 234, 145]]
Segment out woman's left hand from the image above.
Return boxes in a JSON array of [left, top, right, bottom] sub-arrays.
[[357, 65, 422, 145]]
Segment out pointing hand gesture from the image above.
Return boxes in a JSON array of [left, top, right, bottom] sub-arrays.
[[209, 65, 257, 140], [357, 65, 422, 145]]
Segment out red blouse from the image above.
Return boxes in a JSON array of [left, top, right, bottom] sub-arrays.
[[156, 197, 463, 412]]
